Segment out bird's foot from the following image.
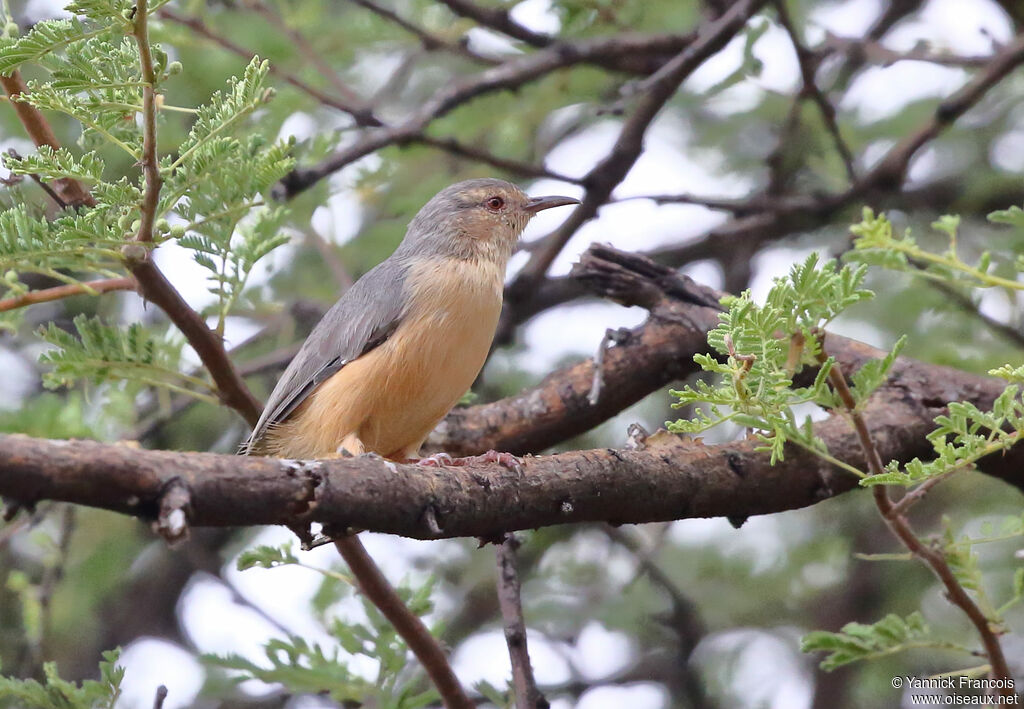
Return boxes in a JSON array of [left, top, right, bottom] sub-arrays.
[[415, 449, 523, 473], [415, 452, 455, 467]]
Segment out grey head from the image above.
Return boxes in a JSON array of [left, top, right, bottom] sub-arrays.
[[395, 178, 579, 262]]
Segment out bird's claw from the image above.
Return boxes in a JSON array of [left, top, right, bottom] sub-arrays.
[[473, 449, 523, 473], [413, 450, 523, 473], [416, 452, 455, 467]]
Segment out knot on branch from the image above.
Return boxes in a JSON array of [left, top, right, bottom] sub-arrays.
[[153, 478, 191, 546]]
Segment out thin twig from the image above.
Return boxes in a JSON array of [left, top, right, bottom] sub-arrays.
[[435, 0, 551, 47], [132, 0, 162, 246], [816, 340, 1013, 693], [123, 1, 263, 422], [496, 534, 548, 709], [0, 276, 137, 312], [152, 685, 168, 709], [244, 0, 367, 104], [334, 538, 474, 709], [156, 8, 381, 127], [276, 30, 700, 199], [773, 0, 857, 182], [38, 506, 75, 663], [510, 0, 767, 292], [349, 0, 499, 64]]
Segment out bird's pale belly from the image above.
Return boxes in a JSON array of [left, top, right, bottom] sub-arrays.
[[265, 257, 503, 460]]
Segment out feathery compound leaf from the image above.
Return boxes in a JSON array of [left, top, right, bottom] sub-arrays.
[[801, 612, 934, 671], [0, 18, 112, 74], [668, 252, 873, 472], [5, 145, 104, 183], [0, 649, 123, 709], [37, 315, 205, 401], [174, 57, 273, 169], [65, 0, 133, 23], [0, 203, 126, 279]]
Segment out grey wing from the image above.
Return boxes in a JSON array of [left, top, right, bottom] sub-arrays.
[[242, 258, 409, 452]]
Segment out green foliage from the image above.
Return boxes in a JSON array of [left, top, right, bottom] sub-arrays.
[[0, 0, 291, 406], [0, 649, 124, 709], [222, 542, 440, 708], [668, 254, 875, 468], [0, 18, 114, 75], [864, 385, 1024, 487], [849, 207, 1023, 292], [801, 612, 940, 671], [236, 543, 300, 571], [675, 210, 1024, 678], [36, 314, 208, 401]]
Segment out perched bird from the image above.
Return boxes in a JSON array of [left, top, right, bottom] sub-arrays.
[[244, 178, 579, 461]]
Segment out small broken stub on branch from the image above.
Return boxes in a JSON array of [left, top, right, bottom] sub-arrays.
[[152, 478, 191, 546]]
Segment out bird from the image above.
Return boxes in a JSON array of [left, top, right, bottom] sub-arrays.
[[243, 178, 579, 463]]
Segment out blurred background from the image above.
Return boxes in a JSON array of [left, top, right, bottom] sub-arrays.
[[1, 0, 1024, 707]]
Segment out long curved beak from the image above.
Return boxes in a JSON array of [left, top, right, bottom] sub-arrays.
[[525, 195, 581, 214]]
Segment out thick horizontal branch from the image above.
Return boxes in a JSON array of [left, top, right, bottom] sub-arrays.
[[0, 353, 1016, 540], [3, 248, 1021, 537]]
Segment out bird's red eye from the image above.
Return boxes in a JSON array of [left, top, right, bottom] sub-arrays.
[[486, 196, 505, 211]]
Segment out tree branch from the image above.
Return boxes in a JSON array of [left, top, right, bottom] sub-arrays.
[[156, 8, 381, 127], [3, 326, 1020, 537], [0, 277, 137, 312], [495, 535, 547, 709], [508, 0, 768, 294], [333, 537, 474, 709], [275, 30, 701, 199], [818, 341, 1012, 692], [0, 72, 96, 208]]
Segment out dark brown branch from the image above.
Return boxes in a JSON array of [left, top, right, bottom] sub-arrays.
[[0, 72, 96, 209], [603, 525, 716, 709], [4, 309, 1022, 538], [275, 30, 700, 199], [434, 0, 552, 48], [495, 535, 548, 709], [245, 0, 366, 105], [348, 0, 499, 64], [773, 0, 857, 182], [818, 342, 1013, 692], [508, 0, 767, 294], [868, 31, 1024, 189], [0, 277, 137, 312], [156, 8, 381, 127]]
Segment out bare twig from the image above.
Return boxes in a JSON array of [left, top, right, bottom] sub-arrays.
[[276, 30, 700, 199], [435, 0, 551, 48], [603, 525, 716, 709], [152, 685, 168, 709], [38, 505, 75, 664], [773, 0, 857, 182], [244, 0, 367, 104], [0, 277, 137, 312], [816, 341, 1013, 693], [156, 8, 381, 127], [349, 0, 499, 64], [334, 538, 474, 709], [508, 0, 767, 294], [869, 31, 1024, 189], [496, 535, 548, 709]]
